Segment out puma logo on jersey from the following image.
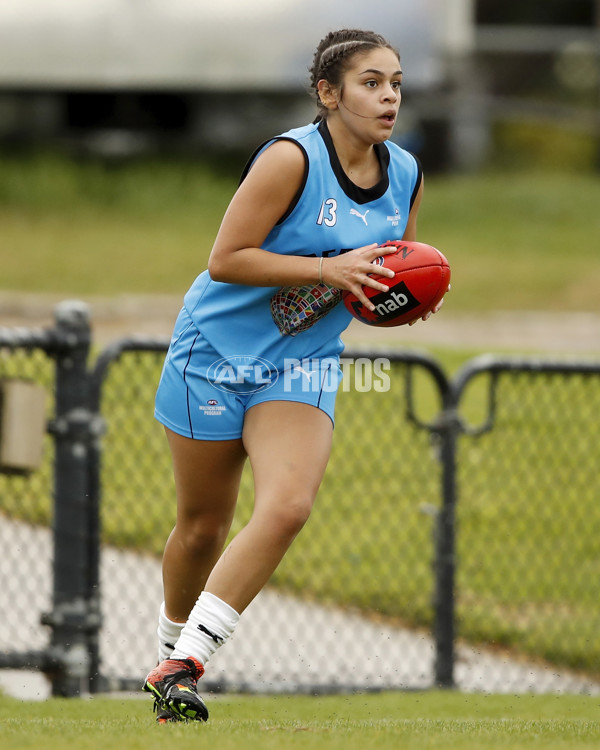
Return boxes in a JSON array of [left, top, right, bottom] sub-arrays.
[[350, 208, 370, 226]]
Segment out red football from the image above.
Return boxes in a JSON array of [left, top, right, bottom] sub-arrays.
[[342, 240, 451, 327]]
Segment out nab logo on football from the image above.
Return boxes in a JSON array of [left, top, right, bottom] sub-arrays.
[[353, 282, 421, 323]]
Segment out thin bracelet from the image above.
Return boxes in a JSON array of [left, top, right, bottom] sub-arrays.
[[318, 256, 324, 284]]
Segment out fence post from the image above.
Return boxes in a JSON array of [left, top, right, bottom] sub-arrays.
[[42, 300, 98, 697], [432, 405, 460, 688]]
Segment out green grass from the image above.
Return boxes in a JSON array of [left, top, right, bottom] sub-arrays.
[[1, 152, 600, 313], [0, 152, 232, 295], [419, 170, 600, 314], [1, 692, 599, 750]]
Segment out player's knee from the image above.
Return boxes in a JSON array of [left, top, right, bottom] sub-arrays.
[[175, 516, 230, 555], [268, 494, 314, 541]]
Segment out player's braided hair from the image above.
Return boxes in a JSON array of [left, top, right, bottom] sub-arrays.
[[309, 29, 399, 122]]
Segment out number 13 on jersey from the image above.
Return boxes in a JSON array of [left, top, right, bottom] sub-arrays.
[[316, 198, 338, 227]]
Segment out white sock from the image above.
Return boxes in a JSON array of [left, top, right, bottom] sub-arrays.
[[171, 591, 239, 665], [157, 601, 185, 663]]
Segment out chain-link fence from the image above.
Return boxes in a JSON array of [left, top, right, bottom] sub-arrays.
[[0, 303, 99, 697], [0, 342, 55, 672], [453, 357, 600, 692], [1, 305, 599, 699], [90, 340, 451, 694]]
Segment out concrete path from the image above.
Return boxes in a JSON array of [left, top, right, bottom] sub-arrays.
[[1, 292, 600, 354]]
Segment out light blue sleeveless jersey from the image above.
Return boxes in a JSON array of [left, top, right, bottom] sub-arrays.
[[183, 120, 421, 373]]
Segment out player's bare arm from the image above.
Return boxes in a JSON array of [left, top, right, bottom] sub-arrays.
[[208, 140, 394, 309], [208, 139, 308, 285]]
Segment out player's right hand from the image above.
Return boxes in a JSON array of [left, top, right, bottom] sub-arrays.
[[321, 243, 396, 312]]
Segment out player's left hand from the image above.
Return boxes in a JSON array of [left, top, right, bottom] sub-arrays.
[[408, 284, 451, 326]]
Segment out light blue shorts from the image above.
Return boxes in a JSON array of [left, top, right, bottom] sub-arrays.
[[155, 308, 342, 440]]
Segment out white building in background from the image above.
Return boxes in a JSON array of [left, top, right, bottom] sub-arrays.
[[0, 0, 476, 88], [0, 1, 482, 169]]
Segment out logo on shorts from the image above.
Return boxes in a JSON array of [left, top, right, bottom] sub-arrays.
[[200, 399, 226, 416], [207, 355, 279, 394]]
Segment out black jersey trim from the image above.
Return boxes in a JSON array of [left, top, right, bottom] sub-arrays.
[[409, 154, 423, 210], [239, 137, 310, 225], [317, 120, 390, 205]]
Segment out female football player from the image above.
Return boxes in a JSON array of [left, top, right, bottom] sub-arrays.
[[144, 27, 445, 722]]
